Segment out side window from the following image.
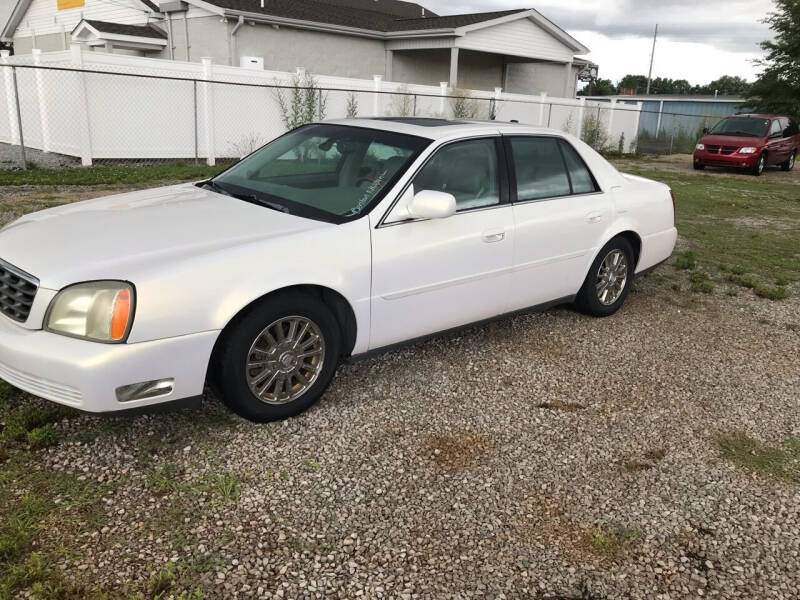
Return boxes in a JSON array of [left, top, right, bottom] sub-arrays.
[[559, 141, 599, 195], [509, 137, 571, 201], [769, 119, 783, 137], [413, 138, 500, 211], [791, 120, 800, 135]]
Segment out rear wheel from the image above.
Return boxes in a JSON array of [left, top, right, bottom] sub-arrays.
[[751, 152, 766, 176], [781, 150, 796, 172], [215, 292, 341, 422], [574, 237, 635, 317]]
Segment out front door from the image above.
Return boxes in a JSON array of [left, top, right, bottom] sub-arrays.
[[502, 135, 614, 311], [369, 137, 514, 350]]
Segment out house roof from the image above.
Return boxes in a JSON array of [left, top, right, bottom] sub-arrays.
[[385, 9, 527, 31], [81, 19, 167, 39]]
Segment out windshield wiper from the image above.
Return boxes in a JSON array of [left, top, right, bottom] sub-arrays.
[[202, 180, 289, 214]]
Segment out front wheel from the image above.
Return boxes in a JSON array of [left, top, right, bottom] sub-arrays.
[[215, 292, 342, 422], [781, 150, 796, 172], [574, 237, 635, 317], [751, 153, 766, 176], [693, 162, 705, 170]]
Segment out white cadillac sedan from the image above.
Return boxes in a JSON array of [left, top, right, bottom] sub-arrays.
[[0, 119, 677, 422]]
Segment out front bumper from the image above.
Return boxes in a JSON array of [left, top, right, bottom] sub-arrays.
[[0, 315, 219, 413], [693, 150, 758, 169]]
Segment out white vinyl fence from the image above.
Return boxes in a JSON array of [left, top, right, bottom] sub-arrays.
[[0, 45, 643, 166]]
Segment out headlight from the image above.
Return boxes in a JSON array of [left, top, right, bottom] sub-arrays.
[[46, 281, 134, 343], [739, 147, 758, 154], [695, 144, 705, 151]]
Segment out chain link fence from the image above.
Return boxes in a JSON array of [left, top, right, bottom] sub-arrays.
[[0, 61, 732, 171]]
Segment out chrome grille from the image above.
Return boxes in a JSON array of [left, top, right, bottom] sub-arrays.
[[0, 259, 39, 323]]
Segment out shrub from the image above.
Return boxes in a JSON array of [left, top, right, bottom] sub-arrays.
[[346, 92, 359, 119], [449, 89, 480, 120], [389, 85, 414, 117], [273, 70, 328, 130], [581, 111, 610, 152]]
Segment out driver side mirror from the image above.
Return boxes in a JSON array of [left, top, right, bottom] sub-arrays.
[[408, 190, 457, 220], [702, 127, 710, 135]]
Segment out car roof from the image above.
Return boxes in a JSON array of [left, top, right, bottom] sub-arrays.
[[726, 114, 792, 120], [323, 117, 558, 140]]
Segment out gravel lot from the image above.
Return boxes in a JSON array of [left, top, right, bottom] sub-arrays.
[[1, 161, 799, 599], [14, 273, 797, 599]]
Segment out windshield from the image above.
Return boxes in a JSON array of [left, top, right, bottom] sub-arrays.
[[709, 117, 770, 138], [212, 124, 430, 223]]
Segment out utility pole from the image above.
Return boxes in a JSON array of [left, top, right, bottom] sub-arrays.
[[646, 24, 658, 95]]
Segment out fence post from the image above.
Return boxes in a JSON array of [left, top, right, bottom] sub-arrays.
[[11, 67, 27, 170], [192, 79, 199, 166], [439, 82, 448, 117], [538, 92, 547, 126], [32, 49, 51, 153], [69, 43, 93, 166], [0, 50, 21, 147], [632, 102, 643, 154], [201, 57, 215, 166], [576, 96, 586, 140], [606, 98, 617, 143], [491, 87, 502, 120], [372, 75, 382, 117], [412, 95, 417, 117]]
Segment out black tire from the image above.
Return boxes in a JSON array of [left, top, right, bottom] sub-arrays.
[[574, 237, 635, 317], [693, 162, 705, 170], [751, 152, 766, 176], [215, 291, 342, 422], [780, 150, 796, 172]]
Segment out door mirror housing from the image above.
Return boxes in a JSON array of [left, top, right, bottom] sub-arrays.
[[408, 190, 457, 220], [702, 127, 710, 135]]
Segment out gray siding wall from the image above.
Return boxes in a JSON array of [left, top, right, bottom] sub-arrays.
[[392, 48, 503, 91], [173, 16, 387, 78], [505, 61, 576, 97]]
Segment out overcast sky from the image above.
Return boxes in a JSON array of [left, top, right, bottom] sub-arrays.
[[422, 0, 774, 85]]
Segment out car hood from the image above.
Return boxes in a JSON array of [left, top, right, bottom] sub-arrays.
[[0, 184, 330, 289], [700, 134, 765, 147]]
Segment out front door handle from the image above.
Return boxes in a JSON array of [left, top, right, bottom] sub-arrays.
[[483, 230, 506, 243], [586, 212, 603, 224]]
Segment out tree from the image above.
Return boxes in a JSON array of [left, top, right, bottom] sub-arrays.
[[578, 78, 616, 96], [617, 74, 649, 95], [745, 0, 800, 117], [698, 75, 752, 96]]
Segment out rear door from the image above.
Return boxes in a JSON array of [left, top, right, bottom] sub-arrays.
[[503, 135, 613, 311]]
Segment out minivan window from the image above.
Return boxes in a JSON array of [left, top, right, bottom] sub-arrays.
[[413, 138, 500, 211], [769, 119, 783, 137], [710, 117, 770, 138], [559, 140, 599, 195], [509, 137, 571, 201]]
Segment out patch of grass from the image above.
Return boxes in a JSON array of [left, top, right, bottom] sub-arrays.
[[716, 431, 800, 483], [26, 426, 58, 449], [581, 524, 641, 559], [775, 275, 790, 286], [674, 251, 697, 270], [728, 273, 758, 289], [0, 164, 228, 186], [612, 164, 800, 288], [754, 285, 790, 301], [208, 473, 240, 502], [300, 457, 321, 472], [689, 271, 715, 294]]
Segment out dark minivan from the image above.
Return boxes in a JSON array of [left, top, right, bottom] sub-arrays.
[[693, 114, 799, 176]]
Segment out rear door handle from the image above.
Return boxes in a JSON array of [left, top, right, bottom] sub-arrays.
[[586, 212, 603, 224], [483, 229, 506, 243]]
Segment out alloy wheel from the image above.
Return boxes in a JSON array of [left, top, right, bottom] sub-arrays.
[[245, 316, 326, 405], [758, 155, 765, 174], [596, 250, 629, 306]]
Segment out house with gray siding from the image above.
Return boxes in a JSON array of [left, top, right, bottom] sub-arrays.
[[2, 0, 595, 96]]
